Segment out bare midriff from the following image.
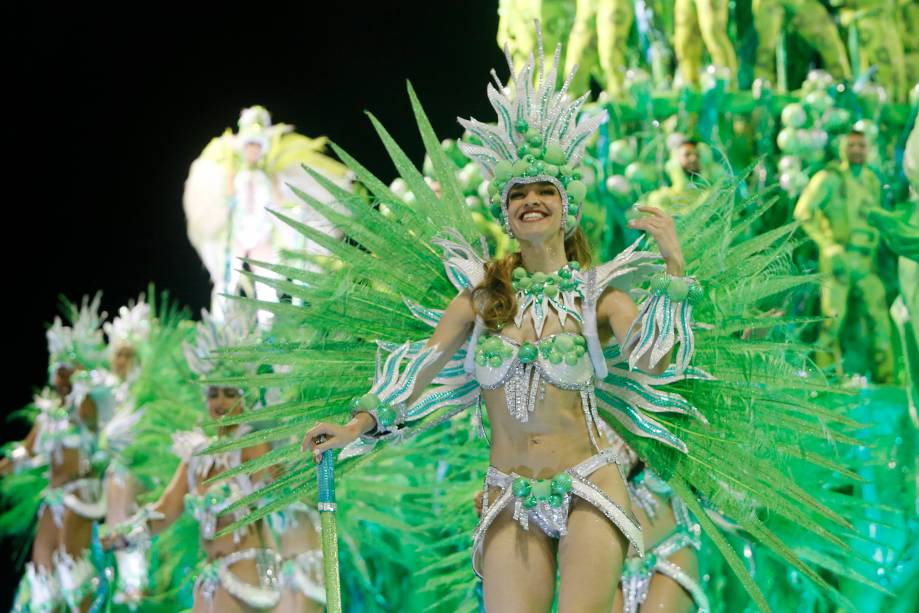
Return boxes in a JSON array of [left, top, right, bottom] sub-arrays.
[[485, 385, 596, 478], [49, 448, 88, 487], [483, 311, 609, 478]]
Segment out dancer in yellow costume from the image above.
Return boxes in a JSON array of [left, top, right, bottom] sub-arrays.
[[794, 130, 894, 381], [564, 0, 633, 96], [498, 0, 578, 79], [752, 0, 852, 87], [838, 0, 909, 102], [183, 105, 350, 319], [897, 0, 919, 89], [674, 0, 737, 87]]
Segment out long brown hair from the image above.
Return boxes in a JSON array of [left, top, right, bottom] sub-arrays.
[[472, 228, 592, 330]]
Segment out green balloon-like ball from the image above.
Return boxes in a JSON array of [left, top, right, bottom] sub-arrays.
[[667, 277, 689, 301], [544, 144, 567, 165], [822, 108, 851, 132], [781, 103, 807, 128], [776, 127, 800, 154], [494, 160, 513, 181], [512, 160, 530, 175], [804, 90, 833, 114], [555, 335, 575, 352], [566, 180, 587, 202], [357, 392, 381, 411], [853, 119, 878, 142], [608, 139, 637, 165], [624, 162, 656, 188]]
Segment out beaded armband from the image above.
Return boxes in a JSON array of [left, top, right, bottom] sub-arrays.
[[623, 273, 702, 373], [349, 341, 443, 440], [350, 393, 405, 437]]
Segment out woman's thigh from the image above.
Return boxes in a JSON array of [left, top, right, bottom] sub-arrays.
[[31, 506, 59, 568], [482, 504, 557, 613], [557, 464, 631, 612]]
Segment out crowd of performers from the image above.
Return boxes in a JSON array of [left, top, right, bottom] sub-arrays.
[[3, 5, 918, 613]]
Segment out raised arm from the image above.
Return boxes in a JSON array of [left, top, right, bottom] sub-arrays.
[[303, 290, 476, 461], [609, 206, 694, 374], [146, 461, 191, 536]]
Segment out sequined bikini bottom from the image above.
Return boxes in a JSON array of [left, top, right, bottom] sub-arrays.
[[620, 498, 709, 613], [472, 448, 644, 577], [40, 478, 106, 528], [195, 548, 283, 611]]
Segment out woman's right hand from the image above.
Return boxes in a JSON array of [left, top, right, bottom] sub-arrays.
[[302, 420, 364, 463]]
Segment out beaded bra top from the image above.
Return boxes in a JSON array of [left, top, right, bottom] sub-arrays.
[[472, 260, 595, 423]]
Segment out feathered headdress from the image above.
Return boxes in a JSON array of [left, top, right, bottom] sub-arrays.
[[458, 24, 605, 237], [46, 294, 107, 371]]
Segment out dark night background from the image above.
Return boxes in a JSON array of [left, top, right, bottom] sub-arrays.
[[3, 2, 501, 604]]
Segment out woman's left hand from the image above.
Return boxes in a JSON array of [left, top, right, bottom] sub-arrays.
[[628, 206, 685, 275]]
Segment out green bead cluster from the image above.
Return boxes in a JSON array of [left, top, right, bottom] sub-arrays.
[[649, 273, 703, 304], [511, 262, 581, 298], [540, 333, 586, 366], [512, 472, 573, 509], [474, 336, 514, 368], [352, 392, 396, 427], [485, 121, 587, 228]]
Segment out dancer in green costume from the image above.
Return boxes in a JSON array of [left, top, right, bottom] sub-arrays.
[[104, 304, 326, 612], [192, 25, 880, 612], [3, 296, 113, 612]]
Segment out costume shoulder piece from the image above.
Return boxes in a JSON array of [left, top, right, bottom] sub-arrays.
[[432, 229, 488, 293]]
